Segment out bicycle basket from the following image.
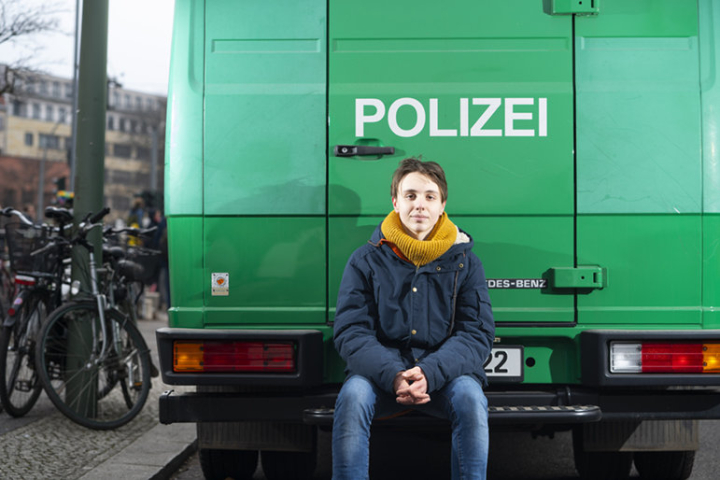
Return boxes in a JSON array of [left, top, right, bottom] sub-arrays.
[[4, 222, 54, 273], [126, 248, 161, 284]]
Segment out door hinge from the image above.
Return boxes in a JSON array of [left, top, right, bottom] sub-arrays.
[[550, 266, 606, 289], [548, 0, 600, 16]]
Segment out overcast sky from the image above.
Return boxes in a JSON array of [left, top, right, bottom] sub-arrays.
[[0, 0, 175, 96]]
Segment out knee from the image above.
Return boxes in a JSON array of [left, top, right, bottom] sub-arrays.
[[447, 377, 488, 425], [334, 376, 377, 423]]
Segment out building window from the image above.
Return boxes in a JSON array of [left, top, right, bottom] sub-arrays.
[[113, 144, 132, 158], [64, 83, 73, 99], [119, 117, 126, 132], [136, 96, 143, 111], [107, 169, 133, 184], [12, 100, 25, 117], [25, 132, 34, 146], [130, 119, 137, 132], [32, 103, 41, 119], [124, 94, 131, 109], [107, 115, 115, 130], [59, 107, 67, 123], [26, 78, 35, 93], [46, 105, 54, 122], [113, 91, 120, 108], [39, 80, 48, 96], [146, 98, 155, 111], [111, 195, 131, 211], [39, 134, 61, 149], [52, 81, 61, 97], [137, 146, 151, 161]]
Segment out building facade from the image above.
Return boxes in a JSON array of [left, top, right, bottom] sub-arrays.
[[0, 65, 166, 222]]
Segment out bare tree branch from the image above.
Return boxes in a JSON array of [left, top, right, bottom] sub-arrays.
[[0, 0, 63, 95], [0, 0, 60, 46]]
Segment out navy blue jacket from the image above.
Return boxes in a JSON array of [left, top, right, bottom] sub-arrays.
[[333, 223, 495, 394]]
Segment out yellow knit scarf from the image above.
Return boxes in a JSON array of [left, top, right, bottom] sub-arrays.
[[381, 211, 457, 266]]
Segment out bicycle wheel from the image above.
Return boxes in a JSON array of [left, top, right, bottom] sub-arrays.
[[0, 296, 45, 417], [35, 301, 151, 429]]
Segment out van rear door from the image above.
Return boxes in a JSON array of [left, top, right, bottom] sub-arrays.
[[328, 1, 576, 325]]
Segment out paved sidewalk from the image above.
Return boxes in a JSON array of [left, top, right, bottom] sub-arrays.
[[0, 315, 197, 480]]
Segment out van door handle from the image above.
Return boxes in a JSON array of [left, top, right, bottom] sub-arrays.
[[334, 145, 395, 157]]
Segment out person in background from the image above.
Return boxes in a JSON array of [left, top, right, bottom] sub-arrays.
[[127, 198, 145, 247]]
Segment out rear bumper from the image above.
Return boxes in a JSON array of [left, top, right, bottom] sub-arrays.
[[156, 327, 720, 426], [158, 386, 720, 425]]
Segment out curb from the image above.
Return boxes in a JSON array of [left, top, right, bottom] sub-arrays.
[[77, 420, 197, 480]]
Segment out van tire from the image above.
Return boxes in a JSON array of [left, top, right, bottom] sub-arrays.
[[634, 451, 695, 480], [572, 428, 633, 480], [261, 450, 317, 480], [198, 448, 258, 480]]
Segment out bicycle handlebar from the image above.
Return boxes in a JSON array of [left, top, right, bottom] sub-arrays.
[[104, 225, 157, 238], [88, 207, 111, 225], [1, 207, 35, 226]]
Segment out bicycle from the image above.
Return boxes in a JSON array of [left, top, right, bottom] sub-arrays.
[[34, 208, 152, 429], [0, 218, 14, 326], [0, 206, 72, 417]]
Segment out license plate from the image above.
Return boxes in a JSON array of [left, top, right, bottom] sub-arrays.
[[484, 346, 523, 382]]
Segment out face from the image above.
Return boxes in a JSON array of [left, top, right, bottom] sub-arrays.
[[392, 172, 446, 240]]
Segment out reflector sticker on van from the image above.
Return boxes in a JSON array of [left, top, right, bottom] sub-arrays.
[[212, 273, 229, 296], [487, 279, 547, 289]]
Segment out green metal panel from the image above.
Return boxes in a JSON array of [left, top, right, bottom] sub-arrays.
[[167, 216, 205, 328], [461, 216, 574, 323], [203, 0, 326, 215], [575, 1, 701, 214], [703, 215, 720, 328], [328, 0, 574, 216], [575, 2, 703, 329], [700, 0, 720, 214], [700, 0, 720, 329], [203, 217, 326, 326], [577, 215, 702, 325], [165, 0, 204, 216]]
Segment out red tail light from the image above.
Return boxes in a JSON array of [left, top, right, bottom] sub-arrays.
[[174, 340, 296, 373], [611, 341, 720, 374], [642, 343, 704, 373], [8, 296, 23, 317]]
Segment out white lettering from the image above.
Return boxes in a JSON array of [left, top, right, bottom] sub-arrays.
[[471, 98, 502, 137], [505, 98, 535, 137], [388, 98, 426, 138], [355, 99, 386, 137], [429, 99, 457, 137], [353, 97, 549, 138], [460, 98, 469, 137], [539, 97, 547, 137]]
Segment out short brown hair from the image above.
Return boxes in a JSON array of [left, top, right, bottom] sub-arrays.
[[391, 157, 448, 202]]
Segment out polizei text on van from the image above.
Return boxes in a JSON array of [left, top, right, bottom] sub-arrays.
[[355, 97, 548, 138]]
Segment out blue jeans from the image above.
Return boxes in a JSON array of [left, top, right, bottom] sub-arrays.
[[332, 375, 489, 480]]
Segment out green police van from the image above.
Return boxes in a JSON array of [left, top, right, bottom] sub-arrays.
[[156, 1, 720, 478]]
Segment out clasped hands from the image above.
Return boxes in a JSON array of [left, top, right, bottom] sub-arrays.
[[393, 366, 430, 405]]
